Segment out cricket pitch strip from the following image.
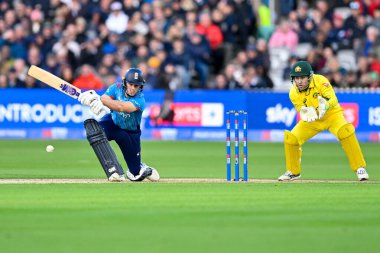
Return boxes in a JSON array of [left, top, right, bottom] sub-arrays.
[[0, 178, 379, 184]]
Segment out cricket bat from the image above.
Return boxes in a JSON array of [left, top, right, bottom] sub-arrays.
[[27, 65, 81, 99]]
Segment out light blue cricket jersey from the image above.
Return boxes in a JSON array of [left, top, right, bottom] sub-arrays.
[[104, 83, 145, 131]]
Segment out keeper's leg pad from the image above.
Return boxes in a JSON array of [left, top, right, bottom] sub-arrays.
[[284, 130, 302, 175], [84, 119, 125, 178], [337, 123, 366, 171]]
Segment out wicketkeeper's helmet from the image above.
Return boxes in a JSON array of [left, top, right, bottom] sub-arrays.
[[290, 61, 313, 78]]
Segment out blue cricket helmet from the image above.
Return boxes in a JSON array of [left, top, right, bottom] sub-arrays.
[[123, 68, 145, 86]]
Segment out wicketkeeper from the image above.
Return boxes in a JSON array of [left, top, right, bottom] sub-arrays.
[[78, 68, 159, 182], [278, 61, 369, 181]]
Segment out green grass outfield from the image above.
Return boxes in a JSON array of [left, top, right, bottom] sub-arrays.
[[0, 140, 379, 253]]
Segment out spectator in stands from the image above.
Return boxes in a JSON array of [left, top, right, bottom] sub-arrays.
[[368, 50, 380, 75], [27, 45, 42, 68], [315, 0, 333, 21], [345, 1, 362, 30], [0, 45, 12, 74], [196, 11, 224, 74], [13, 58, 28, 84], [288, 11, 300, 33], [185, 32, 210, 88], [230, 50, 248, 84], [154, 90, 175, 126], [368, 71, 380, 88], [224, 63, 241, 89], [299, 18, 317, 44], [346, 70, 358, 88], [102, 32, 119, 56], [52, 30, 80, 69], [357, 25, 380, 57], [322, 47, 342, 74], [100, 53, 120, 76], [352, 14, 368, 42], [8, 67, 23, 88], [329, 14, 353, 51], [361, 71, 380, 88], [313, 30, 329, 51], [246, 44, 259, 67], [214, 2, 237, 64], [165, 20, 185, 43], [42, 53, 60, 77], [315, 46, 336, 69], [60, 64, 75, 84], [212, 73, 228, 90], [238, 66, 263, 89], [256, 65, 274, 88], [10, 24, 28, 60], [122, 0, 139, 18], [331, 69, 345, 88], [131, 45, 150, 67], [2, 8, 16, 30], [356, 56, 369, 81], [366, 0, 380, 17], [140, 2, 153, 23], [0, 73, 8, 88], [156, 63, 181, 91], [140, 59, 159, 90], [24, 75, 38, 88], [39, 23, 58, 54], [79, 36, 101, 66], [162, 3, 177, 33], [283, 54, 299, 80], [372, 7, 380, 31], [297, 1, 310, 30], [310, 8, 324, 27], [268, 18, 298, 53], [106, 2, 129, 34], [256, 2, 274, 41], [73, 64, 104, 90], [279, 0, 297, 17], [234, 0, 257, 49], [128, 11, 149, 36], [253, 38, 271, 72], [166, 39, 191, 89], [306, 49, 322, 72]]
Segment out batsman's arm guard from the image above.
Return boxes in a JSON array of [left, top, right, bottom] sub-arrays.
[[84, 119, 125, 178]]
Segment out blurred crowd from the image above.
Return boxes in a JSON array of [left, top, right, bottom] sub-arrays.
[[0, 0, 380, 91]]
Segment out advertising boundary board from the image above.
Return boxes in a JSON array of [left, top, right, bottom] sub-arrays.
[[1, 89, 379, 142]]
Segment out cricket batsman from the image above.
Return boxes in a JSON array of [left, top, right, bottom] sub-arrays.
[[78, 68, 159, 182], [278, 61, 369, 181]]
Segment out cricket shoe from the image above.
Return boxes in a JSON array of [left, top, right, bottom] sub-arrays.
[[140, 162, 160, 182], [108, 172, 126, 182], [278, 171, 301, 181], [126, 163, 160, 182], [356, 167, 369, 181]]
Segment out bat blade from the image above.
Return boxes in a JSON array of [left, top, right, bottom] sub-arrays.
[[28, 65, 81, 99]]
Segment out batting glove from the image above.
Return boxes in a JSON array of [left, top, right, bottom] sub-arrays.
[[89, 99, 104, 115], [78, 90, 99, 106], [318, 96, 329, 119]]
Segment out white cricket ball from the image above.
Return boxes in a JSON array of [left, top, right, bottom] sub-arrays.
[[46, 145, 55, 153]]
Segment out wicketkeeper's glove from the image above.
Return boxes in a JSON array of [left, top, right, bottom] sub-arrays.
[[300, 106, 318, 122], [318, 96, 329, 119]]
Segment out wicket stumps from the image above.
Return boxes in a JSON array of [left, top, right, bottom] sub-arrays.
[[226, 110, 248, 181]]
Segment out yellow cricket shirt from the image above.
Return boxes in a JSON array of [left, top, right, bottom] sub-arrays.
[[289, 74, 343, 117]]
